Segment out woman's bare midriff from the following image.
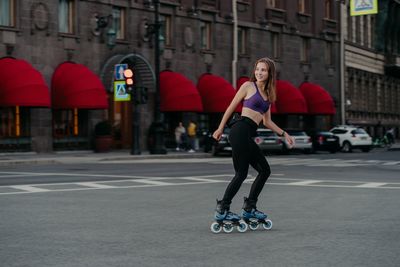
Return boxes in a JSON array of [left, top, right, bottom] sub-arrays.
[[241, 107, 263, 125]]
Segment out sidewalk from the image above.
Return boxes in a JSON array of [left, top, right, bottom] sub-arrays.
[[0, 149, 212, 166], [388, 143, 400, 151]]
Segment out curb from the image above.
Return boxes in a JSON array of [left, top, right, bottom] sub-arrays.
[[0, 151, 212, 166]]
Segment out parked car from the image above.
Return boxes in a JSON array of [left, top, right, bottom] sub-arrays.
[[282, 130, 313, 153], [254, 128, 283, 153], [211, 127, 232, 156], [330, 125, 373, 152], [307, 130, 340, 153]]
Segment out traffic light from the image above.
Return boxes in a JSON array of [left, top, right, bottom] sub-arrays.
[[123, 68, 134, 92]]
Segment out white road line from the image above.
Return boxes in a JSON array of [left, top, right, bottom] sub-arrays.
[[382, 161, 400, 166], [0, 174, 43, 178], [182, 177, 223, 183], [10, 185, 50, 192], [2, 174, 400, 196], [130, 179, 173, 186], [76, 182, 117, 189], [287, 180, 322, 186], [356, 182, 387, 188]]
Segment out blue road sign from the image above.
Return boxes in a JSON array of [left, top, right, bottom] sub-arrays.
[[114, 64, 128, 81]]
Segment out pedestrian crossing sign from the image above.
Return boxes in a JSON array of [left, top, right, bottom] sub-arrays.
[[114, 81, 131, 101], [350, 0, 378, 16], [114, 64, 128, 81]]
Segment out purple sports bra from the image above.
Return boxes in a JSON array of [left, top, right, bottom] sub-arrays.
[[242, 82, 270, 114]]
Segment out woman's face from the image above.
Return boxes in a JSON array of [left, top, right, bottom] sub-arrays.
[[254, 62, 269, 82]]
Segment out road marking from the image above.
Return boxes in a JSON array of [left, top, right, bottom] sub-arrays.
[[382, 161, 400, 166], [1, 173, 400, 196], [130, 179, 173, 186], [182, 177, 222, 183], [76, 182, 117, 189], [287, 180, 322, 186], [9, 185, 50, 192], [356, 182, 387, 188]]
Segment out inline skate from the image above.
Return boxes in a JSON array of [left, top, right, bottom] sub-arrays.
[[241, 197, 272, 230], [210, 199, 248, 233]]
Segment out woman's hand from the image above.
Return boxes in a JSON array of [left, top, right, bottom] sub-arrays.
[[284, 132, 295, 149], [213, 128, 223, 141]]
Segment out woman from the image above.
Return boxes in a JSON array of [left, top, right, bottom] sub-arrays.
[[212, 57, 295, 229]]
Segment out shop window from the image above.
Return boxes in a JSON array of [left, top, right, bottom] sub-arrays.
[[160, 15, 172, 47], [0, 107, 31, 151], [238, 27, 247, 55], [53, 109, 89, 150], [0, 0, 15, 27], [200, 21, 212, 50], [113, 7, 125, 40], [59, 0, 75, 34]]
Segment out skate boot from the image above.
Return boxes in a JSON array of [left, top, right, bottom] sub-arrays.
[[210, 199, 248, 233], [241, 197, 272, 230]]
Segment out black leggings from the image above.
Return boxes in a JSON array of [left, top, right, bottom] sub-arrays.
[[222, 116, 271, 206]]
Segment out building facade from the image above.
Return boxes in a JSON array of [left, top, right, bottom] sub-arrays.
[[1, 0, 341, 153], [343, 0, 400, 138]]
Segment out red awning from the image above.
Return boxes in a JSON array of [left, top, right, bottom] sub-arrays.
[[160, 71, 203, 112], [236, 76, 249, 90], [299, 82, 336, 115], [51, 62, 108, 109], [197, 74, 240, 113], [0, 57, 50, 107], [275, 80, 308, 114]]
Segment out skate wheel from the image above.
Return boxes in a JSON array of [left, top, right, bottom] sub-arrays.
[[223, 223, 234, 233], [262, 219, 273, 230], [210, 222, 222, 233], [237, 221, 248, 233], [249, 221, 259, 231]]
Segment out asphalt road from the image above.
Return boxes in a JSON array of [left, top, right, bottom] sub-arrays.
[[1, 149, 400, 267]]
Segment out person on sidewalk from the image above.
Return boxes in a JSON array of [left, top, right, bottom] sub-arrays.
[[212, 57, 295, 225], [175, 122, 186, 151], [187, 120, 197, 153]]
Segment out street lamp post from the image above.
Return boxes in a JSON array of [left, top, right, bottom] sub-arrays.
[[149, 0, 167, 154]]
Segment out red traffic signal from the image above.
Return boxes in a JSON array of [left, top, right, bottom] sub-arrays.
[[123, 69, 134, 86]]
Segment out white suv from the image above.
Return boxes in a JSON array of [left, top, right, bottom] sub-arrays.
[[330, 126, 372, 152]]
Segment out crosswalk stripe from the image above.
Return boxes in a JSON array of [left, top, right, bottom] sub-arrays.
[[10, 185, 50, 192], [356, 183, 387, 188], [287, 180, 322, 186], [130, 179, 173, 186], [76, 182, 117, 189]]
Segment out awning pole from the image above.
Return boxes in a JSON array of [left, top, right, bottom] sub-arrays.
[[15, 106, 20, 137]]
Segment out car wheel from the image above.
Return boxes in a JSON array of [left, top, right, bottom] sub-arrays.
[[342, 141, 352, 153]]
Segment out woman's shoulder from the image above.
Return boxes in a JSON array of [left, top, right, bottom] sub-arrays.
[[239, 81, 254, 91]]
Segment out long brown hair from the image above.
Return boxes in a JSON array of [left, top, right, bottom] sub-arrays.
[[249, 57, 277, 102]]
